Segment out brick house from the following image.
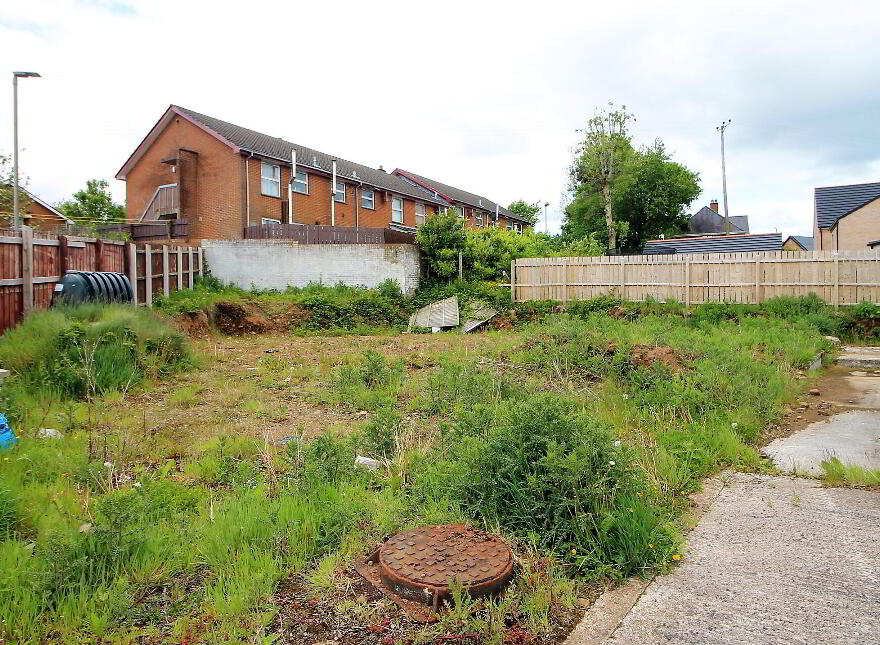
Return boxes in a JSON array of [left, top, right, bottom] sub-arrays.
[[813, 182, 880, 251], [688, 200, 749, 234], [115, 106, 451, 240], [783, 235, 813, 251], [0, 186, 73, 232], [392, 169, 531, 232]]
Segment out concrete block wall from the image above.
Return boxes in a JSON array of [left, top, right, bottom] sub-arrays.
[[202, 240, 421, 294]]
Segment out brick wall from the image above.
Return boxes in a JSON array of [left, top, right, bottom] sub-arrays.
[[24, 201, 68, 232], [834, 199, 880, 250]]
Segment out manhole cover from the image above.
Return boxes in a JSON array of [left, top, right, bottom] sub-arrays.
[[372, 524, 513, 613]]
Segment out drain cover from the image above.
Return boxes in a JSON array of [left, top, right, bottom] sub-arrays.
[[357, 524, 513, 620]]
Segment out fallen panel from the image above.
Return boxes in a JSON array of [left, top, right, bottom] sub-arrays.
[[408, 296, 459, 330], [461, 308, 498, 333]]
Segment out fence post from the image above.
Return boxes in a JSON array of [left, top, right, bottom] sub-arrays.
[[21, 225, 34, 315], [684, 256, 690, 307], [95, 238, 105, 272], [458, 252, 463, 280], [562, 257, 569, 303], [144, 244, 152, 306], [755, 256, 762, 304], [188, 247, 195, 287], [510, 260, 516, 303], [126, 243, 138, 305], [833, 256, 840, 308], [619, 255, 626, 300], [177, 247, 183, 290], [162, 245, 170, 296], [198, 247, 204, 277], [59, 235, 70, 275]]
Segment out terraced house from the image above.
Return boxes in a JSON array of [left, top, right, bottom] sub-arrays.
[[116, 106, 452, 240], [392, 169, 531, 232]]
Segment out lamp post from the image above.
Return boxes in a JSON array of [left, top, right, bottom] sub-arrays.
[[12, 71, 41, 229], [544, 201, 549, 234], [716, 119, 731, 234]]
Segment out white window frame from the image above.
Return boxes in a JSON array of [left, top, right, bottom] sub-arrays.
[[334, 180, 346, 203], [415, 202, 426, 226], [361, 188, 375, 210], [261, 162, 281, 197], [262, 217, 281, 226], [454, 206, 465, 219], [475, 211, 484, 226], [292, 169, 308, 194], [391, 196, 404, 224]]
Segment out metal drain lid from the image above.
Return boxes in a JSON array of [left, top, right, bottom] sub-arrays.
[[377, 524, 513, 610]]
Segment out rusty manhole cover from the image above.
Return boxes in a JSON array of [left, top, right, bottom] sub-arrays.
[[356, 524, 514, 621]]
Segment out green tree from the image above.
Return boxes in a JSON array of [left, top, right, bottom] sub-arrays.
[[570, 103, 635, 251], [506, 199, 541, 225], [564, 138, 701, 251], [416, 210, 467, 281], [57, 179, 125, 225]]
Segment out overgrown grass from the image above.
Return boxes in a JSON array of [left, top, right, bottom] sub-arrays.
[[820, 458, 880, 487]]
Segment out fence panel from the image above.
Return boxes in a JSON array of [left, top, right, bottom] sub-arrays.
[[243, 223, 416, 245], [0, 226, 204, 334], [513, 250, 880, 306]]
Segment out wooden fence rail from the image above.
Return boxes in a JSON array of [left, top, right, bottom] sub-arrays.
[[512, 250, 880, 306], [0, 226, 202, 335], [244, 223, 416, 244]]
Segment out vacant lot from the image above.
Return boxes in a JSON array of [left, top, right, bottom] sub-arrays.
[[0, 296, 833, 644]]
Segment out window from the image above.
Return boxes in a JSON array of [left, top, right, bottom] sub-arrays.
[[262, 217, 281, 226], [455, 207, 465, 219], [391, 196, 404, 223], [475, 211, 483, 227], [334, 180, 346, 203], [361, 188, 375, 210], [415, 202, 426, 226], [261, 162, 280, 197], [292, 170, 308, 194]]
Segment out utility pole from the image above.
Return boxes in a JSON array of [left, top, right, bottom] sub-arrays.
[[544, 201, 549, 234], [11, 71, 41, 229], [716, 119, 732, 234]]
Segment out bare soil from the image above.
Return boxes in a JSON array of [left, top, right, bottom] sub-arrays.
[[628, 345, 686, 371]]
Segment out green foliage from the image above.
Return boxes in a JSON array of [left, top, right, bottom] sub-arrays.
[[416, 211, 468, 280], [363, 407, 402, 457], [56, 179, 125, 225], [0, 305, 189, 402], [820, 457, 880, 487], [506, 199, 541, 225]]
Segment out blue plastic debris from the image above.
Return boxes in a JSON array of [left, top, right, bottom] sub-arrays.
[[0, 413, 18, 449]]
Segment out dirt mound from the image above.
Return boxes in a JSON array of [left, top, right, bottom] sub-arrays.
[[174, 311, 211, 337], [212, 301, 273, 335], [265, 303, 312, 329], [608, 305, 629, 319], [629, 344, 686, 371]]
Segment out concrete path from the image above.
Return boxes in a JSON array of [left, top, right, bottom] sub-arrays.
[[567, 359, 880, 645]]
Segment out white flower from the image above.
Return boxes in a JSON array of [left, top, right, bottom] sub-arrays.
[[103, 461, 113, 469], [609, 460, 616, 466], [622, 394, 629, 400], [133, 482, 142, 488], [731, 422, 738, 429], [613, 440, 621, 448]]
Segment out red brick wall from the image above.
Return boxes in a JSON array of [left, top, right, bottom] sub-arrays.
[[125, 116, 243, 240], [24, 202, 68, 232]]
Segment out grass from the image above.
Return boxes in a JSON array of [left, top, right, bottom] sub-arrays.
[[820, 458, 880, 487], [0, 297, 835, 643]]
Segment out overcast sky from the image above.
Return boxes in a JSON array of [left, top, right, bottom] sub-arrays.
[[2, 0, 878, 236]]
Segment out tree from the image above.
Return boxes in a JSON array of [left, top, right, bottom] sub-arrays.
[[0, 152, 32, 225], [570, 103, 635, 251], [57, 179, 125, 225], [415, 210, 467, 281], [564, 133, 700, 251], [506, 199, 541, 225]]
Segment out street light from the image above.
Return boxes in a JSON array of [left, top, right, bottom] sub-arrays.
[[544, 202, 550, 234], [716, 119, 732, 234], [12, 71, 41, 229]]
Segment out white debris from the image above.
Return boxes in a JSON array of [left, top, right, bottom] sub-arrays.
[[823, 335, 841, 344], [37, 428, 63, 439], [354, 455, 382, 472]]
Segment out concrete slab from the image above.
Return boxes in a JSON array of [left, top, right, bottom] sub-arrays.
[[602, 474, 880, 645], [763, 410, 880, 474], [837, 345, 880, 368]]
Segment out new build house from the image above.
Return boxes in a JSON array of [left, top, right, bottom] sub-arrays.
[[116, 106, 453, 239], [392, 169, 531, 232], [813, 182, 880, 251]]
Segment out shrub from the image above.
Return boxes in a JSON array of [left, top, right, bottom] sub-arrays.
[[363, 407, 402, 457]]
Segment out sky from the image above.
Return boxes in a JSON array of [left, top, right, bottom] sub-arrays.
[[1, 0, 878, 236]]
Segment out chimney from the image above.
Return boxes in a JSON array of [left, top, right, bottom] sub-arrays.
[[709, 199, 719, 213], [378, 165, 385, 173]]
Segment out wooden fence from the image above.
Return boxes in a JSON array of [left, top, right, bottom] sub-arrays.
[[0, 226, 202, 335], [97, 218, 189, 241], [244, 223, 416, 244], [512, 250, 880, 306]]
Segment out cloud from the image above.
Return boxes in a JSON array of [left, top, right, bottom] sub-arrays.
[[0, 0, 877, 238]]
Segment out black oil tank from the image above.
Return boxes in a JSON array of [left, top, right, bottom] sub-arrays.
[[52, 271, 134, 307]]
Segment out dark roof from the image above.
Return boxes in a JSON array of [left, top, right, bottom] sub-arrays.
[[784, 235, 813, 251], [642, 233, 782, 255], [814, 182, 880, 230], [122, 106, 449, 207], [689, 206, 749, 233], [392, 169, 529, 223], [868, 240, 880, 248]]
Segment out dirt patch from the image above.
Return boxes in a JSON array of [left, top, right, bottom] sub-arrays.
[[629, 345, 686, 371], [212, 301, 274, 335], [174, 311, 212, 338], [608, 305, 629, 319], [266, 303, 312, 330]]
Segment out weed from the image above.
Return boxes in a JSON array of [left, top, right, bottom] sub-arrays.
[[820, 458, 880, 487]]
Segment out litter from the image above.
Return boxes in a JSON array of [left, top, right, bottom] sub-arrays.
[[37, 428, 64, 439], [0, 414, 19, 450], [408, 296, 459, 332], [355, 455, 382, 471], [461, 303, 498, 334]]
